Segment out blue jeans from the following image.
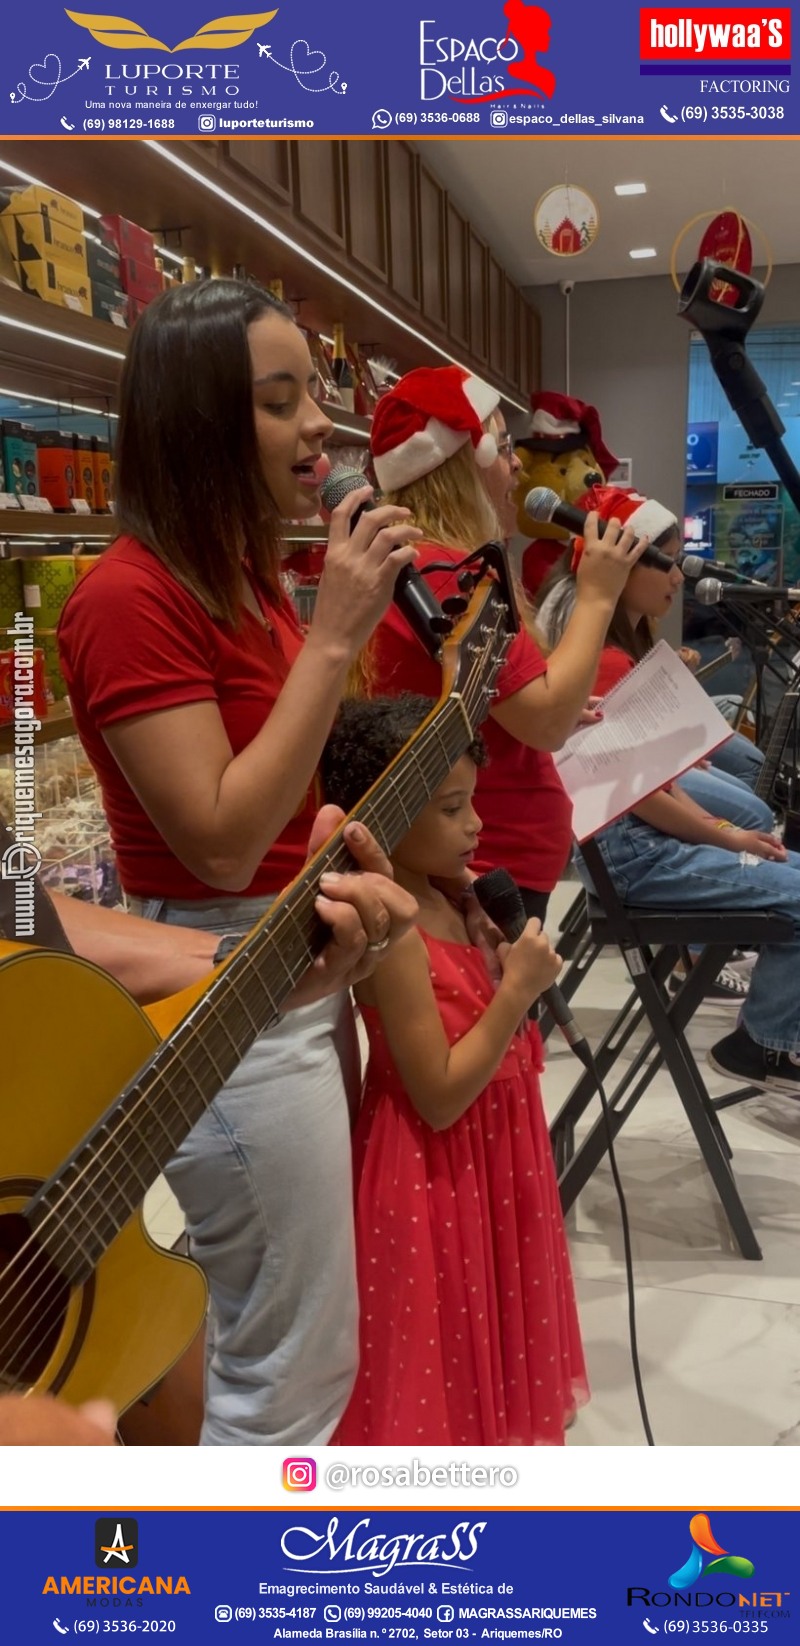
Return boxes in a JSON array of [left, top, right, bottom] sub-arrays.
[[575, 818, 800, 1054], [677, 767, 773, 832], [708, 727, 765, 789], [130, 893, 361, 1446]]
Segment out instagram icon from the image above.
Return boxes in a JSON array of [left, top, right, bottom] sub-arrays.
[[283, 1457, 317, 1492]]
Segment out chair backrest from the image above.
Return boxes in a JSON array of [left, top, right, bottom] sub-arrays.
[[579, 836, 645, 951]]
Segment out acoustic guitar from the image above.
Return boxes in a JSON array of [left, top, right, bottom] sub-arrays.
[[0, 567, 515, 1416]]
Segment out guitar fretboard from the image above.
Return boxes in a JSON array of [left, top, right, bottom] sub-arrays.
[[28, 595, 511, 1283]]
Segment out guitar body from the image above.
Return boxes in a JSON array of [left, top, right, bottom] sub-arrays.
[[0, 944, 207, 1412]]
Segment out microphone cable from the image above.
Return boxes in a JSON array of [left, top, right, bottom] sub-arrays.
[[471, 867, 656, 1446]]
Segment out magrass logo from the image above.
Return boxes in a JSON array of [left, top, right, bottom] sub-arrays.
[[669, 1513, 754, 1591], [95, 1519, 138, 1569], [65, 8, 277, 52]]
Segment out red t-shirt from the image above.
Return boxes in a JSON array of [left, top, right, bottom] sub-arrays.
[[370, 542, 573, 893], [594, 645, 634, 698], [57, 536, 319, 899]]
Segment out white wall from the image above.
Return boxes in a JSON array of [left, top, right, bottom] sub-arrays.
[[522, 264, 800, 643]]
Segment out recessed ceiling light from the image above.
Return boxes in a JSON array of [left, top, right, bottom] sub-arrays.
[[615, 182, 647, 196], [629, 247, 657, 259]]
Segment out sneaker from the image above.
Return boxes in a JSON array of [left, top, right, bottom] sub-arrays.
[[727, 948, 758, 982], [708, 1026, 800, 1095], [668, 965, 748, 1006]]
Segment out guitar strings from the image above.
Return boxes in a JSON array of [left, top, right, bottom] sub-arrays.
[[0, 625, 507, 1388], [0, 702, 478, 1385]]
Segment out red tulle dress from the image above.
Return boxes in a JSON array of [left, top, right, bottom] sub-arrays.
[[334, 932, 589, 1446]]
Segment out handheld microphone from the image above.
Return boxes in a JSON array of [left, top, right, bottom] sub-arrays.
[[471, 867, 591, 1062], [320, 466, 451, 652], [524, 486, 678, 574]]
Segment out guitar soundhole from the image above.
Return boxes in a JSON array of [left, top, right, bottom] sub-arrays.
[[0, 1212, 70, 1393]]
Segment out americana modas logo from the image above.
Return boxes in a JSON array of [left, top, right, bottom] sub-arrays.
[[66, 8, 277, 52], [95, 1518, 139, 1570]]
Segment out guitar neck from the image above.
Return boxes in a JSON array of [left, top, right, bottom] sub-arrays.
[[754, 689, 800, 802], [694, 645, 733, 687], [29, 585, 512, 1282]]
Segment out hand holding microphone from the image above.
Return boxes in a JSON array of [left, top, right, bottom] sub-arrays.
[[319, 467, 449, 655], [471, 868, 592, 1062]]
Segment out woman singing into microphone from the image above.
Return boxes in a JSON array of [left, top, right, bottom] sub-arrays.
[[57, 277, 422, 1446]]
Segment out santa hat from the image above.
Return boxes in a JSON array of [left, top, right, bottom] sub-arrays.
[[370, 365, 500, 492], [570, 484, 678, 572], [517, 391, 618, 480]]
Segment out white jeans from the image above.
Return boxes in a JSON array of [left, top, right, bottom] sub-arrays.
[[131, 893, 361, 1446]]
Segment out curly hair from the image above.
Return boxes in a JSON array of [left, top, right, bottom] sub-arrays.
[[322, 693, 487, 817]]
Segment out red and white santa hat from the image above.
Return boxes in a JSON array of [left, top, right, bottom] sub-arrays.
[[570, 484, 678, 571], [520, 390, 619, 480], [371, 365, 500, 492]]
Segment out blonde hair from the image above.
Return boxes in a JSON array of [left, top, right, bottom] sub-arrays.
[[383, 439, 501, 547]]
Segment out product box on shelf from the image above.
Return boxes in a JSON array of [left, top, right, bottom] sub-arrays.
[[0, 643, 48, 722], [98, 212, 155, 266], [21, 555, 78, 628], [126, 293, 151, 326], [91, 438, 113, 511], [0, 558, 23, 631], [86, 235, 121, 286], [91, 280, 128, 327], [0, 207, 87, 272], [72, 435, 96, 508], [1, 420, 39, 497], [15, 256, 92, 313], [0, 184, 84, 235], [36, 431, 78, 510], [118, 254, 163, 303]]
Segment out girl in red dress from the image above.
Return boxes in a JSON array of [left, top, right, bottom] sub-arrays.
[[323, 694, 589, 1446]]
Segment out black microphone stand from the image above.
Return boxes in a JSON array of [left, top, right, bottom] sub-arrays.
[[678, 260, 800, 745]]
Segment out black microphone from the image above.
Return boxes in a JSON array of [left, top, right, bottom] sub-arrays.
[[694, 576, 800, 606], [471, 867, 591, 1063], [320, 466, 451, 653], [524, 485, 677, 574], [680, 554, 770, 586]]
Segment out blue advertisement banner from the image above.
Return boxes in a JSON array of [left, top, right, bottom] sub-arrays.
[[1, 1507, 796, 1644], [0, 1, 795, 140]]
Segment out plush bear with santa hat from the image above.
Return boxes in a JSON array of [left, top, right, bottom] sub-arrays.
[[514, 391, 619, 598]]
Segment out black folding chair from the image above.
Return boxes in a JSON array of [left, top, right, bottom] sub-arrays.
[[548, 836, 795, 1261]]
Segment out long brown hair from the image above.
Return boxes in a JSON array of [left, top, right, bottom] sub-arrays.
[[533, 528, 682, 661], [115, 277, 295, 627]]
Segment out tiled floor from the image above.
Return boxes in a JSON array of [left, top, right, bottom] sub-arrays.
[[143, 878, 800, 1447]]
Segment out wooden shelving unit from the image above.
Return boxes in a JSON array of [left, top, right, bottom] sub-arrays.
[[0, 699, 74, 755], [0, 509, 115, 543]]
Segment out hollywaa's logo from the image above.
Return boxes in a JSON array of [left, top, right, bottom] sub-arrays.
[[65, 8, 277, 52], [421, 1, 556, 104]]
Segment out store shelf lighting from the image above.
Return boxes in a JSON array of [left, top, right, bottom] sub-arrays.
[[0, 312, 125, 360], [147, 141, 529, 414], [0, 154, 197, 271], [0, 384, 118, 420], [614, 182, 648, 196]]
